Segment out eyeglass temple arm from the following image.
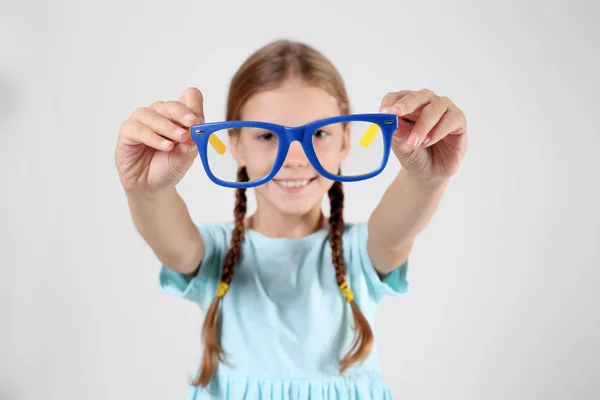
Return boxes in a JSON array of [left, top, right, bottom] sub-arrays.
[[208, 135, 227, 154], [190, 126, 228, 155], [359, 123, 381, 148]]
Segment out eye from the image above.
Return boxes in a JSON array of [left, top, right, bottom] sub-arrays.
[[313, 129, 329, 139], [257, 131, 276, 141]]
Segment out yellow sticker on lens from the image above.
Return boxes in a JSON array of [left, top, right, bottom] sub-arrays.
[[208, 134, 227, 155], [359, 124, 379, 148]]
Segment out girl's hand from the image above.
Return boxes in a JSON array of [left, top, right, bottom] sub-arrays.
[[380, 89, 468, 184], [115, 87, 204, 198]]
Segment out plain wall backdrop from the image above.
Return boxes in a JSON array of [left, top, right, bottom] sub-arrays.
[[1, 0, 599, 399]]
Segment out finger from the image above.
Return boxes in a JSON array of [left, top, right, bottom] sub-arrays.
[[169, 137, 199, 174], [151, 100, 203, 127], [389, 89, 437, 117], [391, 130, 426, 163], [423, 108, 466, 147], [405, 98, 448, 149], [390, 117, 415, 143], [379, 90, 411, 112], [119, 119, 175, 151], [135, 107, 189, 143], [179, 87, 205, 121]]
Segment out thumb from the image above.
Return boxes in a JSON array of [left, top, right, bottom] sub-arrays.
[[168, 138, 198, 179], [391, 135, 428, 171], [390, 123, 413, 159], [391, 133, 413, 159], [179, 87, 205, 121]]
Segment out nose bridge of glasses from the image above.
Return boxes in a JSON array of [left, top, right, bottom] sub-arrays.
[[278, 126, 308, 164], [283, 125, 305, 143]]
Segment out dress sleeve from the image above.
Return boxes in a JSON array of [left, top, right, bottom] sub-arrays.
[[347, 222, 409, 304], [158, 223, 228, 311]]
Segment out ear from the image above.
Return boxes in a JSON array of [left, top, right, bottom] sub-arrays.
[[228, 129, 246, 167]]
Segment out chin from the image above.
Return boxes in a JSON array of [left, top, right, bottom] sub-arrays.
[[274, 199, 319, 216]]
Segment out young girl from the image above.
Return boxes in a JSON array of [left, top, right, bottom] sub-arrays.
[[115, 40, 467, 399]]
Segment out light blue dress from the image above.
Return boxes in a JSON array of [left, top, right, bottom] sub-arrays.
[[159, 222, 409, 399]]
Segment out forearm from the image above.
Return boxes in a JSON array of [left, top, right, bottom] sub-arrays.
[[368, 169, 448, 271], [126, 187, 204, 275]]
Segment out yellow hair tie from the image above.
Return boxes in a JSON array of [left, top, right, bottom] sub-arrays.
[[216, 282, 229, 297], [340, 281, 354, 302]]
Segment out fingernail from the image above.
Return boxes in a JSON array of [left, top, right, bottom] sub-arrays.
[[406, 132, 420, 148], [392, 135, 404, 142], [187, 144, 197, 153], [184, 113, 197, 121], [380, 107, 391, 114], [423, 137, 431, 145], [176, 128, 188, 141]]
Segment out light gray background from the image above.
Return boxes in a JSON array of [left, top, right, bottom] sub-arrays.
[[1, 0, 599, 399]]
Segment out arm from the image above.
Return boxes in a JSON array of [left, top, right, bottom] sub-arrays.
[[126, 187, 204, 276], [367, 169, 449, 275], [370, 88, 467, 275]]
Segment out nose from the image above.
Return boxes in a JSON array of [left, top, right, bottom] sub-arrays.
[[283, 141, 309, 168]]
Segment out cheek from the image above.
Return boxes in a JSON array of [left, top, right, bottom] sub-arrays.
[[322, 157, 340, 171], [241, 141, 278, 179], [241, 144, 277, 179], [245, 161, 271, 179], [318, 144, 344, 171]]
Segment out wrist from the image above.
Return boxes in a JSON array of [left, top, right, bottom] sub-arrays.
[[125, 186, 178, 206], [397, 168, 450, 192]]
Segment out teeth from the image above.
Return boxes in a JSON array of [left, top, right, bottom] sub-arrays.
[[277, 179, 310, 188]]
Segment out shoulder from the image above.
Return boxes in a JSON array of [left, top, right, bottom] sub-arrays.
[[195, 221, 234, 246], [341, 221, 369, 250], [195, 220, 235, 235], [158, 221, 234, 309], [190, 221, 236, 272], [341, 221, 410, 304], [342, 221, 367, 236]]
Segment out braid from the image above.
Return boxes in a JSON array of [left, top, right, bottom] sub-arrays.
[[328, 179, 374, 373], [193, 167, 249, 387], [328, 181, 346, 286]]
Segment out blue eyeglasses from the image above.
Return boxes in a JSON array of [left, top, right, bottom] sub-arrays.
[[189, 113, 399, 188]]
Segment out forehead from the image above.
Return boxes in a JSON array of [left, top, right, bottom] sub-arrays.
[[240, 81, 341, 127]]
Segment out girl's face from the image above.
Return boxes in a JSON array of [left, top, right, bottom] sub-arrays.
[[229, 80, 350, 216]]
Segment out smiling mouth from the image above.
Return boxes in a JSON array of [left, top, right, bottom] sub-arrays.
[[273, 178, 316, 188]]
